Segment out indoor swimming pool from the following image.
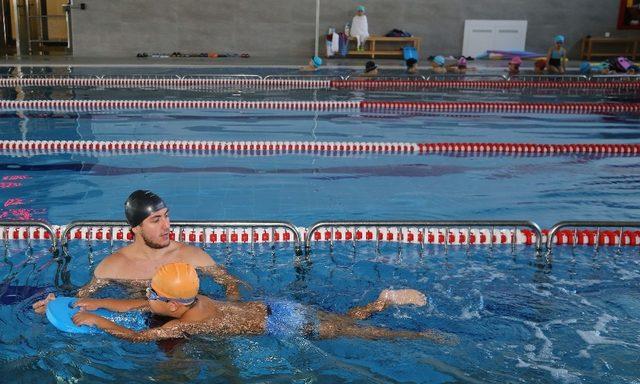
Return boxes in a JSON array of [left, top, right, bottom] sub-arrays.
[[0, 67, 639, 383]]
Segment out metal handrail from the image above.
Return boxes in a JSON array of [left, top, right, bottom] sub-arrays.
[[425, 73, 509, 81], [305, 220, 543, 251], [180, 74, 263, 80], [507, 74, 589, 82], [343, 75, 427, 80], [263, 74, 344, 81], [546, 220, 640, 251], [60, 220, 303, 254], [0, 220, 57, 252], [590, 74, 640, 82]]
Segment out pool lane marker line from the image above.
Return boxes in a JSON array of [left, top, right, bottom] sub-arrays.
[[333, 79, 640, 90], [3, 224, 640, 246], [0, 77, 639, 90], [0, 100, 639, 114], [1, 140, 639, 157], [0, 78, 334, 90]]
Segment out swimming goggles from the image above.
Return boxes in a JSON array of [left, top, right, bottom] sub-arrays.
[[146, 287, 196, 305]]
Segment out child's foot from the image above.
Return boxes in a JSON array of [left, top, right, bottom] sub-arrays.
[[378, 289, 427, 307]]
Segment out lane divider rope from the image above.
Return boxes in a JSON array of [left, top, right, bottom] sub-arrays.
[[2, 225, 638, 246], [1, 140, 638, 157], [332, 79, 640, 90], [0, 100, 639, 114], [0, 78, 333, 89], [0, 77, 638, 90]]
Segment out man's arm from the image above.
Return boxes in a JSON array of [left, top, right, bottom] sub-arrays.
[[77, 276, 112, 298], [198, 265, 242, 301], [183, 246, 247, 300]]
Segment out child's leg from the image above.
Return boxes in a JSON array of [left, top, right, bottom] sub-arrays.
[[346, 289, 427, 320], [316, 311, 457, 344]]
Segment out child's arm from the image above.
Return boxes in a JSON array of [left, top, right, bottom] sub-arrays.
[[546, 47, 552, 64], [72, 312, 187, 342], [561, 49, 567, 72], [74, 298, 150, 312]]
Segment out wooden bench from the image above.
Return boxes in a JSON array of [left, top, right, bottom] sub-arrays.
[[345, 36, 421, 59], [580, 36, 639, 60]]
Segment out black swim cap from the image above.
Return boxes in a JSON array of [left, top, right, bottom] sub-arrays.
[[124, 190, 167, 227]]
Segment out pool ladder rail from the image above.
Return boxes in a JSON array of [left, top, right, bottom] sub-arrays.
[[2, 220, 640, 257]]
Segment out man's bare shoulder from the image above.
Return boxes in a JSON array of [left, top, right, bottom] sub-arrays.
[[174, 242, 216, 267], [93, 246, 134, 278]]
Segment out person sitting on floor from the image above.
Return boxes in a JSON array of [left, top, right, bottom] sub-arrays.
[[71, 262, 458, 344], [546, 35, 567, 74]]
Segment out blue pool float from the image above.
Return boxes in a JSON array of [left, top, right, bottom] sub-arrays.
[[46, 296, 146, 334]]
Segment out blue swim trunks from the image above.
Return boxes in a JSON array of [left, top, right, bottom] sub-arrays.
[[264, 299, 320, 338]]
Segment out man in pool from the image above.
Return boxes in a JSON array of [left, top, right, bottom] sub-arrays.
[[71, 262, 457, 344], [33, 190, 244, 314]]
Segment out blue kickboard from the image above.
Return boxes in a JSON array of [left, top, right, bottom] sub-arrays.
[[46, 296, 146, 334]]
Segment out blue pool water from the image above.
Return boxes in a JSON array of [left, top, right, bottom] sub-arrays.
[[0, 68, 639, 383]]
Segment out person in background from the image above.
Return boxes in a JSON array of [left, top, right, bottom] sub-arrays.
[[455, 57, 468, 74], [405, 58, 418, 74], [430, 55, 447, 74], [546, 35, 567, 74], [361, 60, 379, 77], [534, 58, 547, 74], [300, 56, 323, 71], [445, 57, 473, 74], [350, 5, 369, 51], [507, 56, 522, 76]]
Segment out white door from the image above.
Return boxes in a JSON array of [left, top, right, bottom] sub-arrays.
[[462, 20, 528, 58]]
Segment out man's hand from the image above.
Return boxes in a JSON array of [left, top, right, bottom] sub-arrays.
[[32, 293, 56, 314]]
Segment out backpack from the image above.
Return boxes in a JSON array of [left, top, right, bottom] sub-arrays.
[[616, 56, 633, 71], [609, 56, 633, 72], [385, 29, 412, 37]]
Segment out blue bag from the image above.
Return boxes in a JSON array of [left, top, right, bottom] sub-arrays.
[[403, 46, 418, 61]]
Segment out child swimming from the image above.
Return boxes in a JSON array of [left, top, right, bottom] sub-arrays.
[[534, 58, 547, 74], [546, 35, 567, 74], [300, 56, 323, 71], [71, 263, 457, 344], [431, 55, 447, 74], [406, 58, 418, 74], [507, 56, 522, 76]]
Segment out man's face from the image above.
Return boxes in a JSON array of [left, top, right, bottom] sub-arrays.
[[137, 208, 171, 249]]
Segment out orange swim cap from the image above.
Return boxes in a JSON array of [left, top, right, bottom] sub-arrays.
[[151, 262, 200, 300]]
